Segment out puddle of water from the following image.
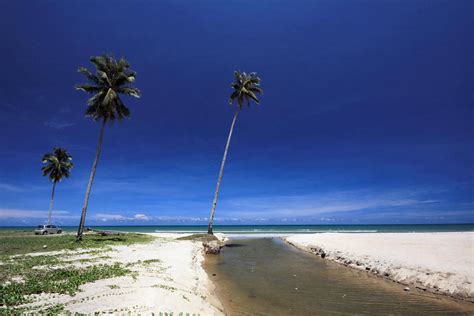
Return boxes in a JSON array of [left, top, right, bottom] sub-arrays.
[[204, 238, 474, 316]]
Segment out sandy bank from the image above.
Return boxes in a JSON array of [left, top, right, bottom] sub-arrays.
[[284, 232, 474, 301], [23, 234, 224, 314]]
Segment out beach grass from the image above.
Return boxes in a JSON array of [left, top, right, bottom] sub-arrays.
[[1, 257, 129, 306], [0, 231, 155, 310], [0, 231, 154, 256], [177, 233, 217, 243]]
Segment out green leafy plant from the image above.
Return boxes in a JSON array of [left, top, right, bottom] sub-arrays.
[[0, 232, 153, 257], [0, 261, 129, 306]]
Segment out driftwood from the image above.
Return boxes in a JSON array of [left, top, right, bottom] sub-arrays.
[[203, 240, 225, 254]]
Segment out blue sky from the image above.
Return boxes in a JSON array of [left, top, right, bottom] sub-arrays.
[[0, 0, 472, 226]]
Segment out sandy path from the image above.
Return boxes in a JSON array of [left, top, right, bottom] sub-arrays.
[[285, 232, 474, 301]]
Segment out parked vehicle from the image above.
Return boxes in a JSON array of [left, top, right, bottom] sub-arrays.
[[35, 224, 62, 235]]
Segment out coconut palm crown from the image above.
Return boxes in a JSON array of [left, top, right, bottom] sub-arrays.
[[41, 148, 74, 182], [76, 54, 141, 121], [229, 71, 263, 108]]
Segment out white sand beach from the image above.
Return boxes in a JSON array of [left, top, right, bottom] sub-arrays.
[[6, 231, 473, 314], [22, 233, 224, 315], [285, 232, 474, 301]]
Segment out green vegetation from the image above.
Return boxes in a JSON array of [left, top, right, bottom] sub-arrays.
[[0, 306, 27, 316], [0, 257, 129, 306], [0, 255, 61, 282], [130, 271, 139, 281], [0, 232, 153, 256], [160, 313, 201, 316], [0, 302, 66, 315], [0, 230, 36, 237], [0, 231, 156, 309], [75, 54, 141, 241], [41, 147, 74, 225], [207, 71, 263, 234], [177, 234, 217, 243], [38, 304, 65, 314], [152, 284, 177, 292]]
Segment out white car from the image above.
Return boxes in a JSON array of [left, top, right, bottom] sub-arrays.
[[35, 224, 62, 235]]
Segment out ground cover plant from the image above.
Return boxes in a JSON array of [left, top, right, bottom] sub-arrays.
[[0, 231, 153, 256], [0, 231, 155, 312]]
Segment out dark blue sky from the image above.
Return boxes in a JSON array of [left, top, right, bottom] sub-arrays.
[[1, 0, 472, 226]]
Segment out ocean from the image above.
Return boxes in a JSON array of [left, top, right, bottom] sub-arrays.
[[2, 224, 473, 234]]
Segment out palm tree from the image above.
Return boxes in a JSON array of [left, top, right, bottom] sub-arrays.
[[75, 54, 141, 241], [41, 147, 73, 225], [207, 71, 263, 234]]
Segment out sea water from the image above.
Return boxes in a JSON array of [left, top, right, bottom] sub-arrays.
[[3, 224, 470, 234]]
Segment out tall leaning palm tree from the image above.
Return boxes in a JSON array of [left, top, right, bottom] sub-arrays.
[[42, 147, 73, 225], [75, 54, 141, 241], [207, 71, 263, 234]]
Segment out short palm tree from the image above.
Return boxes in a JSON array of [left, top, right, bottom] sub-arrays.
[[41, 147, 73, 225], [207, 71, 263, 234], [75, 54, 141, 241]]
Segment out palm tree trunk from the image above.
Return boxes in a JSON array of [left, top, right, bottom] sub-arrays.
[[76, 118, 107, 241], [208, 109, 240, 234], [47, 181, 57, 225]]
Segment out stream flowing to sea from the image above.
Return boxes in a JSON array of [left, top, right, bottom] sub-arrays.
[[204, 238, 474, 315]]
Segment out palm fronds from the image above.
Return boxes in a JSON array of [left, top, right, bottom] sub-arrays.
[[230, 71, 263, 108], [76, 54, 141, 122], [41, 148, 74, 182]]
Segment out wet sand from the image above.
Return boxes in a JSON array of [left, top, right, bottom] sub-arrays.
[[204, 238, 474, 315]]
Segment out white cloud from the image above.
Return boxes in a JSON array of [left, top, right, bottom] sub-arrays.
[[93, 213, 151, 222], [221, 190, 440, 219], [43, 118, 75, 129], [133, 214, 149, 220], [94, 214, 128, 221], [0, 208, 75, 219], [0, 182, 46, 193], [0, 183, 26, 193]]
